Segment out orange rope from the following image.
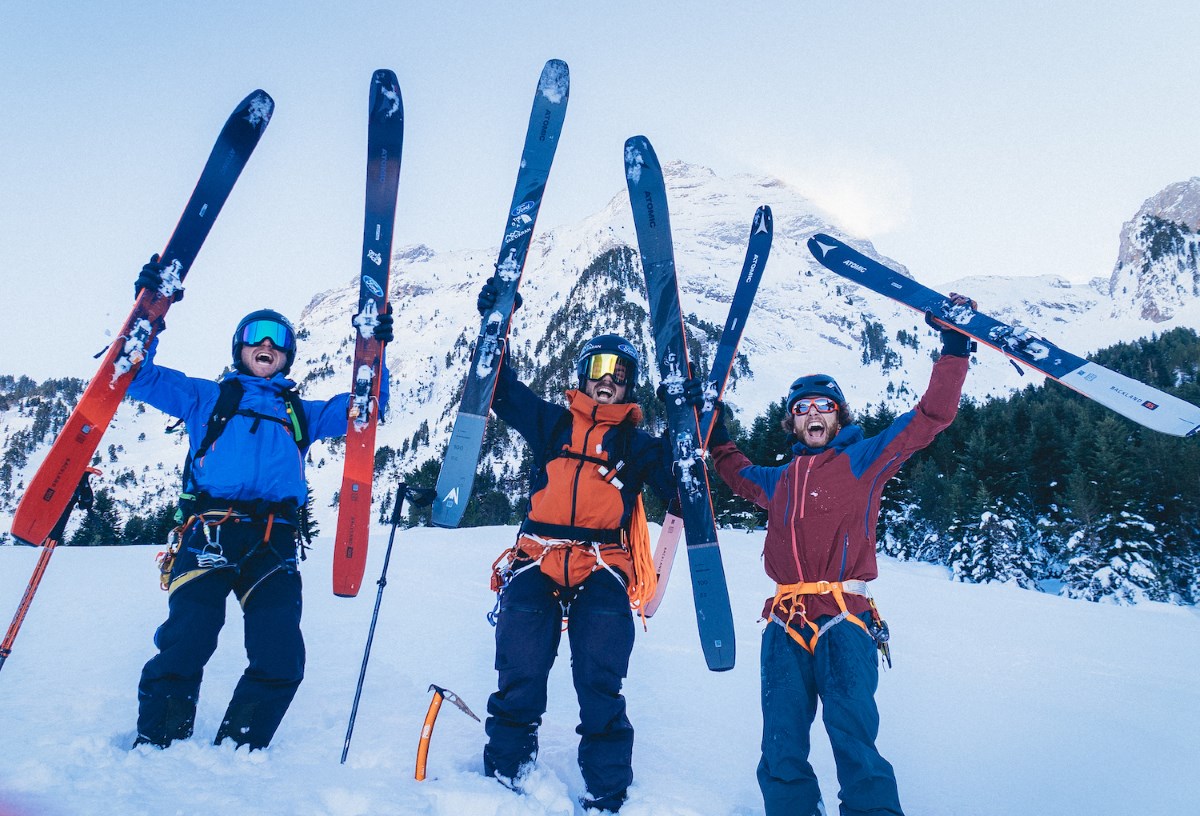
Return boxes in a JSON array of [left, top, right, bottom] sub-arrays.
[[625, 496, 656, 627]]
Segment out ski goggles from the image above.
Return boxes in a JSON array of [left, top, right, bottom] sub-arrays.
[[581, 353, 633, 386], [790, 396, 839, 415], [239, 319, 295, 352]]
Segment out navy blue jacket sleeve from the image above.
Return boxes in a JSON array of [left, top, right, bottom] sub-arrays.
[[490, 359, 567, 455]]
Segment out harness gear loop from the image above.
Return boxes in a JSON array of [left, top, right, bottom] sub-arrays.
[[156, 517, 192, 591], [771, 579, 872, 654], [868, 596, 892, 668]]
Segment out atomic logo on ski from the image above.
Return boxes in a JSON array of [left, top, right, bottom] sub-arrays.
[[811, 238, 837, 258]]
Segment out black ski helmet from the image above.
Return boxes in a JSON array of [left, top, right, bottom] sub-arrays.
[[575, 334, 640, 401], [232, 309, 297, 374], [786, 373, 846, 413]]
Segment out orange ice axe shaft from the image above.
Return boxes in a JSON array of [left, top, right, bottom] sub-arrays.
[[415, 684, 480, 781]]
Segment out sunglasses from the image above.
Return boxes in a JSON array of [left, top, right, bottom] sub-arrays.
[[240, 319, 295, 352], [581, 353, 632, 386], [790, 397, 838, 415]]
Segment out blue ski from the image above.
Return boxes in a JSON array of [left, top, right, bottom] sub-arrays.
[[433, 59, 570, 528], [807, 233, 1200, 438]]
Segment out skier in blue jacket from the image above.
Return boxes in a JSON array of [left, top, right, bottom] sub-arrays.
[[128, 257, 392, 750]]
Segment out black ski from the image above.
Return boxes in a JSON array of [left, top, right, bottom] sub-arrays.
[[433, 59, 570, 528], [625, 134, 735, 672], [646, 205, 772, 617]]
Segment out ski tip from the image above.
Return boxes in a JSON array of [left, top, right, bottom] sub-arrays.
[[241, 90, 274, 122], [370, 70, 404, 119], [806, 233, 842, 261], [624, 135, 657, 183], [538, 59, 570, 104], [372, 68, 399, 85], [753, 205, 773, 235]]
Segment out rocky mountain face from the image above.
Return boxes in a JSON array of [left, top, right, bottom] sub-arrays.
[[1108, 177, 1200, 321], [2, 168, 1198, 537]]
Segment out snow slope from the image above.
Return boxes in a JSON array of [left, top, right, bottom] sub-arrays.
[[1, 526, 1197, 816]]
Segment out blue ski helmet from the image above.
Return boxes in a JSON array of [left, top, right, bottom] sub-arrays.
[[232, 309, 297, 374], [575, 334, 640, 401], [786, 373, 846, 413]]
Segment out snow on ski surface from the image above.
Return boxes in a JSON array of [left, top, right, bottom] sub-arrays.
[[1, 526, 1197, 816]]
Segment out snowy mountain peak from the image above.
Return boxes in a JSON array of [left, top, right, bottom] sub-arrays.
[[1108, 177, 1200, 321]]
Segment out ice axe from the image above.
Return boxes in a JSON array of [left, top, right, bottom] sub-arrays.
[[339, 482, 436, 764], [415, 683, 480, 781]]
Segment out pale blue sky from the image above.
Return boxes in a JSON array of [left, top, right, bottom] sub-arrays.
[[2, 1, 1197, 378]]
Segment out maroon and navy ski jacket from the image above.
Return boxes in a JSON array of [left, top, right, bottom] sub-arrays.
[[711, 354, 968, 621]]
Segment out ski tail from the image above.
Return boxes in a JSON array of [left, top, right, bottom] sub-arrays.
[[333, 70, 405, 598], [11, 91, 273, 548], [2, 468, 99, 673], [432, 59, 570, 528]]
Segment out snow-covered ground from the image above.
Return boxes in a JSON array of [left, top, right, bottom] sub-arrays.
[[1, 526, 1197, 816]]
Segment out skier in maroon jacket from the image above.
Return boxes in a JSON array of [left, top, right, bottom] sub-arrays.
[[707, 294, 976, 816]]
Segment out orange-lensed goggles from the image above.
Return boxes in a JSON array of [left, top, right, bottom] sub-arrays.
[[790, 397, 838, 415], [581, 353, 632, 385]]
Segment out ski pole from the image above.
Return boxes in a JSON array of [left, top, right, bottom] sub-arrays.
[[340, 482, 436, 764], [415, 683, 480, 781], [1, 467, 100, 674]]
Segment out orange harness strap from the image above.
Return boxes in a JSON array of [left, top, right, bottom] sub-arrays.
[[772, 580, 871, 654]]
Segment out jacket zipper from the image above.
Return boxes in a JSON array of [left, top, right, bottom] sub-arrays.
[[569, 405, 600, 527], [788, 456, 816, 581]]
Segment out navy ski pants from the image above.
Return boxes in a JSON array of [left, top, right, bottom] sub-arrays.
[[484, 567, 635, 803], [136, 517, 304, 750], [758, 614, 904, 816]]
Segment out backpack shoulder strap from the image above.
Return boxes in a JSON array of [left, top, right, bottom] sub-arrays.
[[280, 388, 310, 451], [196, 378, 245, 459]]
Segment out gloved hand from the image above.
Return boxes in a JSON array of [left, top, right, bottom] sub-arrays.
[[706, 400, 731, 447], [134, 254, 181, 301], [926, 292, 977, 358], [656, 370, 704, 410], [476, 277, 523, 316], [373, 305, 394, 343]]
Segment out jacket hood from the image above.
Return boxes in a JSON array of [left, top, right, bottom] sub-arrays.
[[791, 423, 864, 457]]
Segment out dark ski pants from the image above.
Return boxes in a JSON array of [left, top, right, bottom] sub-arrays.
[[136, 518, 304, 750], [758, 614, 903, 816], [484, 567, 635, 804]]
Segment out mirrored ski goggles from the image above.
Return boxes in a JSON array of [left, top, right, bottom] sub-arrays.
[[239, 319, 295, 352], [790, 397, 839, 415], [581, 353, 633, 385]]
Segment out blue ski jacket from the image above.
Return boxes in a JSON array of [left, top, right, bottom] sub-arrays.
[[129, 338, 389, 507]]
